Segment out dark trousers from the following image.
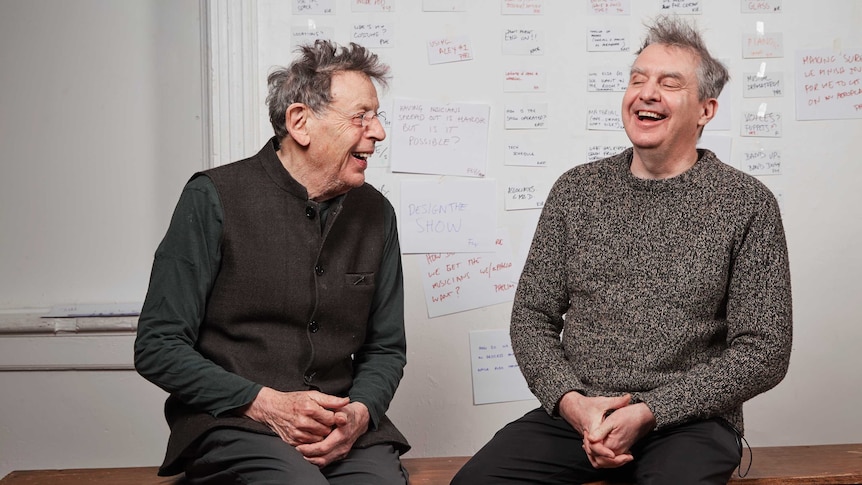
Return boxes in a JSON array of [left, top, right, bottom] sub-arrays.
[[184, 427, 408, 485], [451, 407, 742, 485]]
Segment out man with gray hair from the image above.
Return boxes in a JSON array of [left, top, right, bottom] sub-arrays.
[[452, 15, 792, 485], [135, 40, 410, 484]]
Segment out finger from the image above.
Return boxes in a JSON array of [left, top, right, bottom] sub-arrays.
[[582, 443, 598, 467], [296, 431, 342, 458], [586, 439, 616, 459], [297, 404, 341, 429], [292, 414, 337, 436], [597, 453, 633, 468], [288, 428, 329, 445], [309, 392, 351, 410], [602, 394, 631, 416], [587, 421, 613, 443], [302, 454, 328, 468], [296, 441, 330, 459]]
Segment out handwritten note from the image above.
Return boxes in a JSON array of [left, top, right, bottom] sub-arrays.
[[587, 108, 624, 131], [588, 0, 630, 15], [587, 144, 629, 163], [423, 0, 466, 11], [427, 35, 474, 64], [351, 0, 394, 12], [796, 48, 862, 120], [400, 179, 496, 254], [420, 230, 517, 318], [501, 0, 544, 15], [502, 28, 544, 56], [661, 0, 703, 15], [291, 24, 335, 49], [742, 33, 784, 58], [369, 140, 391, 167], [741, 0, 781, 13], [352, 23, 394, 48], [505, 180, 548, 211], [660, 0, 702, 14], [741, 147, 782, 176], [505, 139, 549, 166], [503, 67, 547, 92], [587, 28, 630, 52], [588, 68, 628, 92], [743, 71, 784, 97], [505, 104, 549, 129], [390, 99, 490, 177], [741, 108, 782, 137], [293, 0, 335, 14], [470, 329, 535, 405], [368, 99, 392, 167]]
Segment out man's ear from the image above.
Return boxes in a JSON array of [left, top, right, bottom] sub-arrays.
[[698, 97, 718, 128], [285, 103, 311, 147]]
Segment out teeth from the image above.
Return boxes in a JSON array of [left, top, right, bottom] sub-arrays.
[[353, 153, 369, 160], [637, 111, 666, 120]]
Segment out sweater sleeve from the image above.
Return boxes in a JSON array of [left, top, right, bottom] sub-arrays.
[[636, 194, 793, 429], [348, 199, 407, 429], [510, 179, 588, 415], [134, 175, 262, 417]]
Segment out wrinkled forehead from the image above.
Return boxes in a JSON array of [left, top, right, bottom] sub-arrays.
[[328, 71, 380, 110]]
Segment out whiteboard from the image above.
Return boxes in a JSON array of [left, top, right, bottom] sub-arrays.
[[259, 0, 862, 458]]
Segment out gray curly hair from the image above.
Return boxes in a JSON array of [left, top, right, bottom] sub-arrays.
[[266, 39, 390, 141], [638, 15, 730, 100]]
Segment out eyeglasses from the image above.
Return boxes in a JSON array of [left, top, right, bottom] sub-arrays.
[[349, 110, 387, 127], [329, 107, 387, 128]]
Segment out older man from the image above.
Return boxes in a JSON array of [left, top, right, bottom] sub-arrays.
[[135, 40, 409, 484]]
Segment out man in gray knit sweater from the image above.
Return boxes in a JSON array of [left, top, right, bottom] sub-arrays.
[[452, 16, 792, 485]]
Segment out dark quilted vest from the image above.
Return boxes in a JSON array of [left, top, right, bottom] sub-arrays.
[[159, 139, 408, 475]]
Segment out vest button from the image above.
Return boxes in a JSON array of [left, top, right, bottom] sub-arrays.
[[309, 320, 319, 333], [305, 206, 316, 219], [314, 265, 324, 276]]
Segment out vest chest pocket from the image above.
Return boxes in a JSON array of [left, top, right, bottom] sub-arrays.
[[345, 272, 375, 286]]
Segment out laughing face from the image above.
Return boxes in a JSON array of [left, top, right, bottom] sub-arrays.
[[306, 70, 385, 200], [621, 43, 716, 169]]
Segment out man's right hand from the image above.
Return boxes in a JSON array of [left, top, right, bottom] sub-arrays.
[[557, 391, 633, 468], [241, 387, 350, 446]]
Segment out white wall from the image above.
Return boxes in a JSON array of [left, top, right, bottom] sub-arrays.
[[0, 0, 202, 477], [0, 0, 206, 310], [1, 0, 861, 479]]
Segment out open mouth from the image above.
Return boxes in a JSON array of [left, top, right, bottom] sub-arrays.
[[352, 152, 371, 161], [637, 110, 667, 121]]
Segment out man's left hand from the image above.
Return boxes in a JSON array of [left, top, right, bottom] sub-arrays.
[[295, 401, 370, 468]]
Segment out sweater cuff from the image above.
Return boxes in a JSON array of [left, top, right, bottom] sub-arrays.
[[532, 375, 586, 416]]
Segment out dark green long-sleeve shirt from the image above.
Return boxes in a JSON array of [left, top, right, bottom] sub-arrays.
[[134, 173, 406, 429]]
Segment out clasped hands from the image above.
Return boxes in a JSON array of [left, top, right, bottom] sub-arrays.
[[558, 391, 657, 469], [243, 387, 369, 468]]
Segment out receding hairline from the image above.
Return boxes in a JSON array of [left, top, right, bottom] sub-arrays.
[[630, 44, 699, 77]]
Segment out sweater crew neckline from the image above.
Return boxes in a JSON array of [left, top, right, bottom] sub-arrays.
[[620, 148, 715, 192]]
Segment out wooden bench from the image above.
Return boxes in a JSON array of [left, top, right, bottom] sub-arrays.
[[2, 444, 861, 484]]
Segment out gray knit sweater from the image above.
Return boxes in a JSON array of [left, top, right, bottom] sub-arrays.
[[511, 148, 792, 434]]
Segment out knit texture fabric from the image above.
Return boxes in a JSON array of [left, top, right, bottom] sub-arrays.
[[511, 148, 792, 433]]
